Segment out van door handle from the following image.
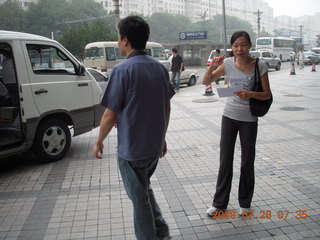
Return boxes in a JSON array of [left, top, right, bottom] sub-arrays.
[[78, 83, 88, 87], [35, 89, 48, 95]]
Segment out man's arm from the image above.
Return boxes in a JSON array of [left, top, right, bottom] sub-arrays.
[[160, 102, 171, 158], [93, 108, 118, 159]]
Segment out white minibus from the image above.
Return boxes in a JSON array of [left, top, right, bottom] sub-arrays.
[[84, 41, 169, 77]]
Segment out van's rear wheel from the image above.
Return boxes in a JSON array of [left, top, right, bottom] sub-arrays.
[[34, 119, 71, 163]]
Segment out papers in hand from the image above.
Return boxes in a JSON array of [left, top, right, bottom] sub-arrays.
[[216, 86, 241, 98]]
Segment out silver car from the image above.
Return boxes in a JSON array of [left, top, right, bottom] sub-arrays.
[[169, 68, 199, 87], [86, 68, 108, 92], [250, 51, 281, 71]]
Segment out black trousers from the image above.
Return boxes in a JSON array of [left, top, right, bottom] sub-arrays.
[[213, 116, 258, 209]]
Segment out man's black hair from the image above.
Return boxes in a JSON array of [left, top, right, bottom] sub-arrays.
[[118, 15, 150, 50], [171, 48, 178, 53]]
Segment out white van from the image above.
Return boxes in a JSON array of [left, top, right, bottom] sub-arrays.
[[84, 41, 169, 77], [0, 31, 104, 162]]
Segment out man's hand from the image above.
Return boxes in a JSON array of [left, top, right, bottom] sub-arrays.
[[93, 142, 104, 159], [160, 141, 167, 158]]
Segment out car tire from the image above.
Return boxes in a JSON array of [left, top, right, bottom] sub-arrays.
[[34, 119, 71, 163], [187, 76, 196, 86], [276, 62, 281, 71]]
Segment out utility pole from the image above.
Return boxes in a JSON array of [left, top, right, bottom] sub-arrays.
[[298, 25, 303, 44], [254, 9, 263, 38], [113, 0, 121, 30]]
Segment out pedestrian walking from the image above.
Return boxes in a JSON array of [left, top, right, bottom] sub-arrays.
[[202, 31, 272, 216], [170, 48, 184, 91], [92, 15, 175, 240]]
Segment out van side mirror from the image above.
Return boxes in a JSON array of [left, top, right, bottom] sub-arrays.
[[76, 64, 85, 76]]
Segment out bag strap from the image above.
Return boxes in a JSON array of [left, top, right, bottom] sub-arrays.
[[253, 58, 261, 90]]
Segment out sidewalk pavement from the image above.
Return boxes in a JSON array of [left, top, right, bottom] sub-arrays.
[[0, 65, 320, 240]]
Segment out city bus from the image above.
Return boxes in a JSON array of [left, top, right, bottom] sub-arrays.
[[255, 37, 295, 61], [84, 41, 168, 77]]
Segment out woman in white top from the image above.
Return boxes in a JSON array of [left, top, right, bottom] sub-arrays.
[[202, 31, 272, 216]]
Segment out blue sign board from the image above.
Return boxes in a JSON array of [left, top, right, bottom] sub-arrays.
[[179, 31, 207, 40]]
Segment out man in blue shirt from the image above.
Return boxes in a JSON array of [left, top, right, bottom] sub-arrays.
[[93, 16, 175, 240]]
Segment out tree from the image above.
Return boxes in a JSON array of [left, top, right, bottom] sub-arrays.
[[58, 20, 117, 58], [147, 13, 192, 42], [23, 0, 107, 38], [0, 0, 26, 31]]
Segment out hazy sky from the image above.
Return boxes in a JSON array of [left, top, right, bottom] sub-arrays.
[[266, 0, 320, 17]]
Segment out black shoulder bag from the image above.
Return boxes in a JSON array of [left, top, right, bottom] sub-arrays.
[[249, 58, 273, 117]]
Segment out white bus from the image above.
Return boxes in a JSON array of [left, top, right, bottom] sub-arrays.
[[256, 37, 295, 61], [84, 41, 169, 77]]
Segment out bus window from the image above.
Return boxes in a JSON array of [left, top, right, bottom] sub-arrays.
[[256, 38, 271, 45], [115, 48, 126, 59], [84, 47, 104, 60], [106, 47, 116, 61]]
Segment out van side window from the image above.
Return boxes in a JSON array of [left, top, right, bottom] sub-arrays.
[[106, 47, 116, 61], [27, 45, 76, 75]]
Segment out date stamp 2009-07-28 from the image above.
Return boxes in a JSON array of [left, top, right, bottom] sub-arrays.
[[211, 210, 308, 220]]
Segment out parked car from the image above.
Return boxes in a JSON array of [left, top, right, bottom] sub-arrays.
[[169, 68, 199, 87], [250, 51, 281, 71], [207, 49, 232, 84], [86, 68, 108, 92], [302, 51, 320, 65], [207, 48, 232, 68]]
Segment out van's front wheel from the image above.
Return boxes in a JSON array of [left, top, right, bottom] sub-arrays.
[[34, 119, 71, 163]]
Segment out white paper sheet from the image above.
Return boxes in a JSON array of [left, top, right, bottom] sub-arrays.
[[216, 86, 241, 98]]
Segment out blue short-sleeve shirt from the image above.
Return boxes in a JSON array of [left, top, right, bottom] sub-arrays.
[[101, 52, 175, 161]]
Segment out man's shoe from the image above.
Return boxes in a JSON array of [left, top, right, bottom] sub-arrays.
[[157, 235, 172, 240], [238, 207, 251, 216], [206, 206, 226, 217]]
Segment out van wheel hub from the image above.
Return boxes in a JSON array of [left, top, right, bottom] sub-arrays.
[[42, 126, 66, 155]]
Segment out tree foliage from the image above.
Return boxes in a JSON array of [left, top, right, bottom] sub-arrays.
[[59, 20, 116, 58], [0, 0, 26, 31], [24, 0, 107, 38], [0, 1, 258, 55]]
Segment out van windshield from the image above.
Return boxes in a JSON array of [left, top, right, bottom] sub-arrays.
[[84, 47, 104, 60], [152, 47, 167, 60]]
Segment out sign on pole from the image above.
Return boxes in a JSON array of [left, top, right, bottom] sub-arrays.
[[179, 31, 207, 40]]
